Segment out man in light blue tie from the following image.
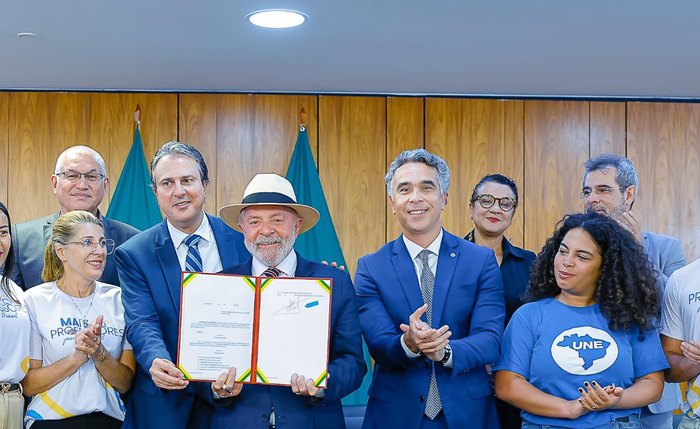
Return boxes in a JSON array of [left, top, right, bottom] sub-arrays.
[[116, 141, 249, 429], [355, 149, 505, 429]]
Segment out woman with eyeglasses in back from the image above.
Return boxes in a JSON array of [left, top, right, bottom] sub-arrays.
[[21, 211, 135, 429], [465, 174, 536, 429], [0, 202, 30, 429]]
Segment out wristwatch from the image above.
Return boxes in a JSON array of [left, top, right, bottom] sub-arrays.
[[441, 342, 452, 366]]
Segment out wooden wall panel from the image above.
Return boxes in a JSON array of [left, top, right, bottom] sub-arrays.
[[8, 92, 177, 223], [90, 93, 178, 210], [9, 93, 91, 222], [6, 90, 699, 267], [319, 96, 386, 275], [0, 92, 8, 205], [590, 102, 626, 156], [426, 99, 526, 247], [179, 94, 318, 215], [179, 94, 225, 215], [386, 97, 424, 241], [627, 102, 700, 260], [524, 100, 590, 252]]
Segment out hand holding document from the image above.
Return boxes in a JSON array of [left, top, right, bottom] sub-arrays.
[[177, 272, 332, 389]]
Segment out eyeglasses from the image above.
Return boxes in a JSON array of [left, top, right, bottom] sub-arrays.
[[65, 238, 115, 255], [55, 170, 105, 183], [579, 186, 625, 199], [473, 194, 516, 212]]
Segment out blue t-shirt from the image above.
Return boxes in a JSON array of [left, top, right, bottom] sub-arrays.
[[493, 298, 669, 428]]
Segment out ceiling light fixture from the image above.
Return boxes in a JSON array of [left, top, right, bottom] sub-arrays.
[[17, 32, 37, 38], [246, 9, 307, 29]]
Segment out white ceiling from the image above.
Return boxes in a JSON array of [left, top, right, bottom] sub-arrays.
[[3, 0, 700, 98]]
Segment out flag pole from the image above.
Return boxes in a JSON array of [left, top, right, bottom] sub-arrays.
[[299, 107, 306, 132], [134, 104, 141, 130]]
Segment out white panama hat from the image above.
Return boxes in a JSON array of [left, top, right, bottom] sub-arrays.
[[218, 173, 320, 233]]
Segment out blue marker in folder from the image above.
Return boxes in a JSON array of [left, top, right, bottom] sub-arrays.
[[305, 300, 319, 308]]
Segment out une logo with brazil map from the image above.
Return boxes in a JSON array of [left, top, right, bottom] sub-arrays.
[[550, 326, 618, 375]]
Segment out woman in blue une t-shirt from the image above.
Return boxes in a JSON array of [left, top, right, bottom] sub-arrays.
[[494, 212, 667, 429]]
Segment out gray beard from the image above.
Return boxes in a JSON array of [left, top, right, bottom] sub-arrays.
[[244, 235, 295, 267]]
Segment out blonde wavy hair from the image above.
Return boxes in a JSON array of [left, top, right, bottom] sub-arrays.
[[42, 211, 104, 282]]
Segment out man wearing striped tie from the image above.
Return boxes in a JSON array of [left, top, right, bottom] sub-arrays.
[[354, 149, 505, 429], [115, 141, 249, 429], [210, 173, 366, 429]]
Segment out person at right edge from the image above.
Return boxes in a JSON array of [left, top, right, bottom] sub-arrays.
[[580, 153, 686, 428]]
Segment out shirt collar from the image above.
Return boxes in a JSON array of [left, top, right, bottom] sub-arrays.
[[465, 228, 528, 261], [252, 249, 298, 277], [501, 237, 529, 260], [402, 229, 443, 260], [167, 213, 212, 249]]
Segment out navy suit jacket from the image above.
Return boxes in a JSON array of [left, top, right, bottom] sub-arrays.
[[11, 212, 139, 289], [116, 215, 248, 429], [212, 253, 366, 429], [355, 230, 505, 429]]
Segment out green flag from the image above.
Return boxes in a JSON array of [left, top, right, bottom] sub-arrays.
[[285, 126, 371, 406], [106, 125, 162, 230]]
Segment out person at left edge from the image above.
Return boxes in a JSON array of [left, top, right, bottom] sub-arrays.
[[11, 146, 139, 290], [211, 173, 366, 429], [115, 141, 248, 429], [0, 201, 30, 429]]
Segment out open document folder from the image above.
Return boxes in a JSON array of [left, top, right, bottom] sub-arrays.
[[177, 272, 332, 388]]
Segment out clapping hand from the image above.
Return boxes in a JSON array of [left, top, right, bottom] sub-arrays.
[[577, 381, 623, 411], [74, 315, 105, 363], [400, 304, 451, 362]]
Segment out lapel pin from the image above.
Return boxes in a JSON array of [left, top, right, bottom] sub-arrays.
[[450, 253, 456, 258]]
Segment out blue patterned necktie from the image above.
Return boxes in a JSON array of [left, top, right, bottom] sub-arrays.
[[261, 267, 281, 278], [184, 234, 203, 272], [418, 249, 442, 419]]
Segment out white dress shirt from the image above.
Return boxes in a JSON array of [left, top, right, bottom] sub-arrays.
[[251, 250, 297, 278], [167, 215, 223, 273], [399, 229, 453, 367]]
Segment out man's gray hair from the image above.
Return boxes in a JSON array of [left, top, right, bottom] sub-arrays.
[[583, 153, 639, 191], [55, 146, 107, 177], [385, 148, 450, 197], [150, 141, 210, 189]]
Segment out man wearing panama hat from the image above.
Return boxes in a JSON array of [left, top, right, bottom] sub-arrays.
[[211, 173, 366, 429]]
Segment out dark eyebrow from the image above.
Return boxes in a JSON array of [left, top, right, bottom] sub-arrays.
[[576, 250, 595, 257], [420, 180, 437, 187]]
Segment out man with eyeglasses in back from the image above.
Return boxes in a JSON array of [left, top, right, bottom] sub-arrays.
[[11, 146, 139, 290], [581, 153, 686, 429]]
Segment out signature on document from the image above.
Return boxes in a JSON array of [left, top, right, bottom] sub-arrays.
[[273, 295, 320, 315]]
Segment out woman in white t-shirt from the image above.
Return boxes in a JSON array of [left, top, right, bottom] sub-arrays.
[[21, 211, 136, 429], [0, 201, 31, 429]]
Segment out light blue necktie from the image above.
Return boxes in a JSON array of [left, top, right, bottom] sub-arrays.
[[184, 234, 203, 272], [418, 249, 442, 419]]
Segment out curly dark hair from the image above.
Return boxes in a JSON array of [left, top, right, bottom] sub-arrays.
[[525, 211, 658, 332]]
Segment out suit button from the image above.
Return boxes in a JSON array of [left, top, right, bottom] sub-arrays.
[[419, 395, 425, 402]]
